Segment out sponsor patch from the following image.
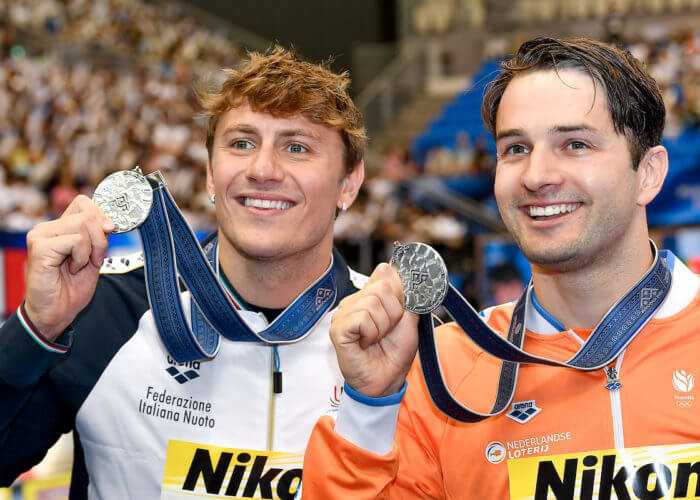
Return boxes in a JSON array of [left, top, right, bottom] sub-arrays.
[[486, 441, 507, 464], [506, 400, 542, 424], [507, 443, 700, 499], [673, 369, 695, 409], [161, 440, 303, 500]]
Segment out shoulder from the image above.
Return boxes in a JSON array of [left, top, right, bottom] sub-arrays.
[[100, 251, 144, 275], [94, 251, 147, 304], [348, 268, 369, 290], [332, 247, 367, 303]]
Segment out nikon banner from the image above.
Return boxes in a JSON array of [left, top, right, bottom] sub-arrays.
[[507, 443, 700, 499], [161, 440, 303, 500]]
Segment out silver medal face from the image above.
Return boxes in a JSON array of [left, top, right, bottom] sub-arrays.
[[93, 170, 153, 233], [391, 242, 448, 314]]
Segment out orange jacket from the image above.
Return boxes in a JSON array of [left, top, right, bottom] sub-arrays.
[[301, 253, 700, 499]]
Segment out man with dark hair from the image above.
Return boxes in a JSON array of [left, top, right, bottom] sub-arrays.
[[0, 47, 366, 499], [300, 37, 700, 499]]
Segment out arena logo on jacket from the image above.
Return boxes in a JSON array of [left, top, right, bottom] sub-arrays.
[[161, 440, 302, 500], [506, 443, 700, 499]]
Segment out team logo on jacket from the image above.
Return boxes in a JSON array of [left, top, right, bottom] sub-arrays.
[[673, 369, 695, 408], [166, 356, 200, 384], [485, 441, 507, 464], [329, 385, 343, 410], [506, 400, 542, 424]]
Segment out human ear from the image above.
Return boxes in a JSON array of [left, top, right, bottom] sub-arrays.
[[337, 160, 365, 210], [636, 146, 668, 207]]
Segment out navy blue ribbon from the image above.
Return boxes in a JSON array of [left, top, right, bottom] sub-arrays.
[[417, 242, 672, 422], [140, 179, 337, 362]]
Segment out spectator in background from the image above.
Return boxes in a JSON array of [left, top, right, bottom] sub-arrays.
[[488, 262, 524, 306]]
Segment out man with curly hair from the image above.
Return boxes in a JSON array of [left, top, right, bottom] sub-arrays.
[[0, 47, 366, 499]]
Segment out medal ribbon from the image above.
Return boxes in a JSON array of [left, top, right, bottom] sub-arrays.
[[416, 242, 671, 422], [139, 178, 337, 362]]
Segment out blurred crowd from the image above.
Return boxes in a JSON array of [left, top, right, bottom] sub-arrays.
[[2, 0, 244, 71], [0, 0, 248, 232], [0, 1, 699, 305], [628, 26, 700, 136]]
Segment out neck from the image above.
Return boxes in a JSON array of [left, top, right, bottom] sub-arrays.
[[531, 236, 654, 330], [216, 233, 333, 309]]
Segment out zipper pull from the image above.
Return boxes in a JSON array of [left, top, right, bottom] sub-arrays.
[[605, 366, 622, 390], [273, 371, 283, 394], [272, 345, 282, 394]]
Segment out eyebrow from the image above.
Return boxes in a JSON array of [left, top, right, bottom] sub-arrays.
[[549, 124, 600, 135], [220, 124, 259, 136], [277, 127, 321, 140], [219, 124, 321, 141], [495, 124, 600, 142], [495, 128, 524, 142]]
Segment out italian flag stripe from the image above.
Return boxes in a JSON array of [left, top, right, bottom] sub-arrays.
[[17, 306, 68, 354], [219, 277, 244, 311]]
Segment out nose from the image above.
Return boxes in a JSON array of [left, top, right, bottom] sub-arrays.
[[246, 144, 284, 183], [520, 145, 564, 192]]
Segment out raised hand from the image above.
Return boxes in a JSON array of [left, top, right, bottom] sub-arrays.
[[24, 195, 114, 341], [330, 263, 419, 398]]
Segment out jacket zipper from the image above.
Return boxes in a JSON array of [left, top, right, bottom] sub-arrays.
[[606, 350, 626, 449], [568, 330, 626, 449], [267, 345, 282, 451]]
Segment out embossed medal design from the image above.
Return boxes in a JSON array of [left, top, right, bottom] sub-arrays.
[[93, 167, 153, 233], [391, 242, 448, 314]]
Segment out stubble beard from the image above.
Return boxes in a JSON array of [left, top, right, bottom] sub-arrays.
[[507, 212, 624, 274], [219, 212, 335, 265]]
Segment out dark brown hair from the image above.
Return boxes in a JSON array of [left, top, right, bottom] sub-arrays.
[[482, 37, 665, 169], [197, 46, 366, 174]]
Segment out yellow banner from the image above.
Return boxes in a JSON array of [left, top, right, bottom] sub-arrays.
[[20, 473, 71, 500], [161, 440, 303, 500], [507, 443, 700, 499]]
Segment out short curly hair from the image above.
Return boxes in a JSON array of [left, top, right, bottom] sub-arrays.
[[197, 46, 366, 174]]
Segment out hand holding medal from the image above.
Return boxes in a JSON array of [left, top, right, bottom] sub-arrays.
[[23, 192, 115, 342], [387, 240, 672, 423]]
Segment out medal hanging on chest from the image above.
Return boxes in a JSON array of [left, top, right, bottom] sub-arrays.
[[93, 167, 338, 362]]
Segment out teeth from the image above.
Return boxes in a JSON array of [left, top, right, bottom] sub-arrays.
[[528, 203, 578, 218], [244, 198, 292, 210]]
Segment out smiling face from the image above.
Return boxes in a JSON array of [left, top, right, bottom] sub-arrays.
[[207, 102, 363, 263], [494, 69, 647, 271]]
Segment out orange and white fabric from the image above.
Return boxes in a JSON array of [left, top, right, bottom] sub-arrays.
[[301, 251, 700, 499]]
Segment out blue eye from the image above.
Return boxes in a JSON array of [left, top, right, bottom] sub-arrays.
[[287, 143, 308, 153], [506, 144, 529, 155], [567, 141, 588, 150], [231, 140, 254, 149]]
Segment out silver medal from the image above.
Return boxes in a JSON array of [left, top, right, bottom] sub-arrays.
[[391, 242, 448, 314], [93, 168, 153, 234]]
